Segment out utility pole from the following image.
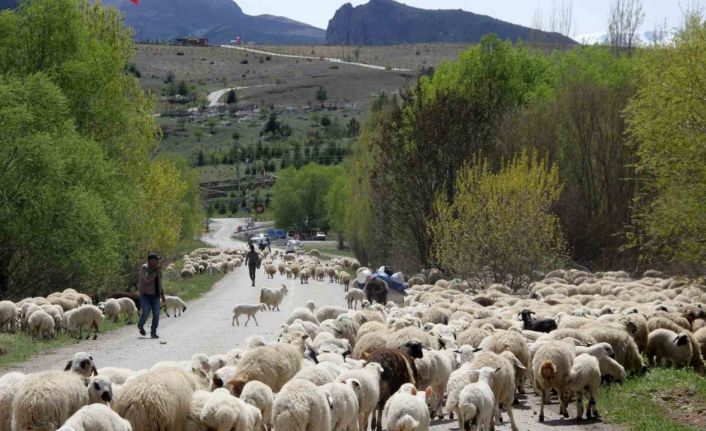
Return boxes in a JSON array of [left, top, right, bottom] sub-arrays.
[[234, 138, 241, 210]]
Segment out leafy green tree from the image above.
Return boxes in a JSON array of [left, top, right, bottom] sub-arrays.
[[624, 17, 706, 270], [346, 117, 360, 137], [325, 175, 349, 249], [195, 129, 204, 142], [261, 111, 281, 139], [177, 81, 189, 96], [207, 117, 217, 134], [316, 86, 328, 108], [429, 151, 566, 288], [225, 89, 237, 105]]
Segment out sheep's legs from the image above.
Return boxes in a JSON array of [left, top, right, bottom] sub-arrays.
[[252, 314, 259, 326], [559, 390, 569, 418], [232, 315, 239, 326], [505, 404, 518, 431], [244, 315, 251, 327], [576, 391, 584, 420], [587, 393, 598, 419], [539, 389, 546, 422]]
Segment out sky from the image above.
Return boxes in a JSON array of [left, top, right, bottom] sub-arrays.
[[234, 0, 705, 36]]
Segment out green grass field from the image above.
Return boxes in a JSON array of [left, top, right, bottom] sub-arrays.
[[600, 368, 706, 431]]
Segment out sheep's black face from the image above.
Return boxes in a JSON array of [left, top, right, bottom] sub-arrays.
[[405, 342, 424, 359], [213, 377, 224, 388], [675, 335, 690, 346], [80, 359, 91, 371], [101, 391, 112, 402]]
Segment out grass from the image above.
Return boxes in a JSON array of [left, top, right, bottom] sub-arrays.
[[600, 368, 706, 431]]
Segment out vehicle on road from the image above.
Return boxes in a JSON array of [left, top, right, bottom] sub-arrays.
[[315, 231, 326, 241], [250, 233, 270, 245], [286, 239, 302, 254]]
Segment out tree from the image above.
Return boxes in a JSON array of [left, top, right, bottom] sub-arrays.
[[177, 81, 189, 96], [429, 151, 566, 289], [624, 17, 706, 271], [316, 86, 328, 108], [608, 0, 645, 55], [346, 117, 360, 137], [207, 117, 217, 134], [325, 175, 349, 249], [261, 111, 281, 140], [225, 89, 237, 105]]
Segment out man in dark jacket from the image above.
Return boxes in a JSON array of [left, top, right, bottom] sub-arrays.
[[137, 253, 166, 338], [245, 244, 260, 287]]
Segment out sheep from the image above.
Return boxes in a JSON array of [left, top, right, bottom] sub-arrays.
[[483, 329, 531, 397], [114, 367, 205, 431], [98, 367, 135, 385], [264, 263, 277, 279], [532, 340, 575, 422], [65, 305, 103, 340], [232, 303, 268, 327], [211, 366, 238, 391], [286, 306, 320, 325], [414, 349, 455, 419], [108, 292, 140, 312], [383, 383, 432, 431], [294, 364, 336, 385], [567, 354, 601, 420], [65, 352, 98, 378], [519, 309, 557, 333], [200, 388, 262, 431], [115, 297, 138, 323], [162, 295, 187, 317], [12, 370, 89, 431], [695, 327, 706, 363], [88, 376, 114, 405], [468, 350, 524, 431], [227, 333, 308, 396], [260, 284, 288, 311], [272, 378, 333, 431], [316, 305, 349, 322], [336, 362, 384, 431], [0, 372, 26, 431], [240, 380, 274, 431], [0, 300, 19, 333], [300, 268, 311, 284], [102, 298, 122, 322], [458, 367, 496, 431], [346, 289, 365, 309], [645, 328, 693, 368], [28, 309, 55, 340], [58, 404, 132, 431], [582, 324, 646, 375], [322, 380, 361, 431]]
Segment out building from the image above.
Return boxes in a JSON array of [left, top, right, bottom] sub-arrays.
[[175, 37, 208, 47]]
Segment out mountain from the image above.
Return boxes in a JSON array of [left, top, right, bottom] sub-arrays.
[[326, 0, 575, 46], [1, 0, 325, 45]]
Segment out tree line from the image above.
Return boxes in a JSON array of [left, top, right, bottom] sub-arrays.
[[0, 0, 203, 298]]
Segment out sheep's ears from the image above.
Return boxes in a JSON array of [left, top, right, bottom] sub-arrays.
[[494, 367, 502, 374], [410, 387, 418, 396], [347, 378, 361, 392], [92, 365, 98, 376], [64, 360, 73, 371], [301, 334, 309, 340], [361, 352, 371, 360], [424, 386, 433, 398], [438, 338, 446, 349], [530, 311, 536, 315], [326, 392, 334, 409], [473, 347, 483, 353]]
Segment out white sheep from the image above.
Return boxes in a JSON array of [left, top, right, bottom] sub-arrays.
[[116, 297, 137, 323], [272, 378, 333, 431], [240, 380, 274, 431], [65, 352, 98, 378], [102, 298, 122, 322], [28, 309, 55, 340], [232, 303, 268, 327], [567, 353, 601, 420], [286, 306, 320, 325], [415, 349, 455, 419], [458, 367, 496, 431], [0, 300, 19, 333], [322, 380, 361, 431], [98, 367, 136, 385], [65, 305, 103, 340], [113, 367, 205, 431], [468, 350, 524, 431], [200, 388, 262, 431], [58, 403, 132, 431], [211, 366, 238, 391], [12, 370, 89, 431], [316, 305, 348, 322], [383, 383, 432, 431], [0, 372, 26, 430], [162, 295, 187, 317], [335, 362, 384, 431], [345, 289, 365, 309], [260, 284, 288, 311], [645, 328, 693, 368], [532, 340, 575, 422], [88, 376, 114, 405], [293, 365, 336, 386]]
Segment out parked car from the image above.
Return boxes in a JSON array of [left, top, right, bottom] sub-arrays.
[[286, 239, 302, 254], [315, 232, 326, 241], [250, 233, 270, 245]]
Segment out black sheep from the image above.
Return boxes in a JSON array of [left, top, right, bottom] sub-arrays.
[[519, 309, 557, 333], [364, 278, 388, 305]]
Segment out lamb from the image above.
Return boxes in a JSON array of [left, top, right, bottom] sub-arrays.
[[322, 380, 361, 431], [567, 354, 601, 420], [58, 404, 132, 431], [383, 383, 432, 431], [227, 333, 308, 396], [116, 297, 138, 323], [458, 367, 496, 431], [107, 292, 140, 312], [414, 349, 455, 419], [483, 329, 531, 397], [28, 309, 55, 340], [532, 340, 575, 422], [468, 350, 524, 431], [346, 289, 365, 309], [211, 366, 238, 391], [272, 378, 333, 431], [0, 300, 19, 333], [264, 263, 277, 279], [316, 305, 349, 322], [336, 362, 384, 431], [232, 303, 268, 327], [259, 284, 288, 311], [200, 388, 262, 431], [65, 352, 98, 378], [240, 380, 274, 431], [98, 367, 135, 385], [0, 372, 26, 431], [519, 309, 557, 333], [65, 305, 103, 340], [645, 328, 693, 368], [582, 324, 646, 375], [88, 376, 114, 405], [102, 298, 122, 322], [286, 306, 320, 325], [300, 268, 311, 284], [162, 295, 187, 317], [113, 367, 205, 431], [12, 370, 89, 431], [294, 364, 336, 385]]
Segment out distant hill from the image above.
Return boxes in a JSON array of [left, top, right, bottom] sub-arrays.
[[326, 0, 576, 46], [1, 0, 325, 45]]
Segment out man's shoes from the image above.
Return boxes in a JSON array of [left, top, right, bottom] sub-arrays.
[[138, 326, 146, 336], [151, 334, 159, 339], [252, 281, 255, 287]]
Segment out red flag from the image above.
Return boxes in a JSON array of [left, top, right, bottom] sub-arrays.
[[129, 0, 140, 4]]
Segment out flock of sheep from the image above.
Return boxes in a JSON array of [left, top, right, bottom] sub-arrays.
[[1, 245, 706, 431]]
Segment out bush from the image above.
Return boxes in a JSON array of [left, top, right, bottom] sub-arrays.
[[430, 151, 566, 288]]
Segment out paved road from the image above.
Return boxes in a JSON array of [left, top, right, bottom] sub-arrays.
[[207, 84, 273, 107], [2, 217, 618, 430], [220, 44, 412, 72]]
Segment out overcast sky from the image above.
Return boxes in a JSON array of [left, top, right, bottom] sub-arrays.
[[235, 0, 704, 36]]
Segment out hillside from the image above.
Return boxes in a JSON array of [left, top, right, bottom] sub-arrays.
[[96, 0, 325, 44], [326, 0, 576, 46]]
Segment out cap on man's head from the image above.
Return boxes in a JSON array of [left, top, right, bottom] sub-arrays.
[[148, 253, 162, 260]]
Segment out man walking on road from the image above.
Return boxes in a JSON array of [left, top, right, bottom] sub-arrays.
[[245, 244, 260, 287], [138, 252, 166, 339]]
